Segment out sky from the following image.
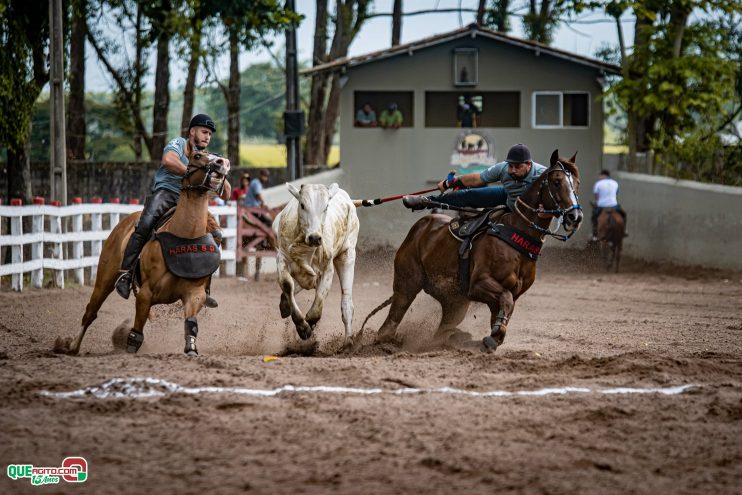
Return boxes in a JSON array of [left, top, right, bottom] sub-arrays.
[[85, 0, 637, 92]]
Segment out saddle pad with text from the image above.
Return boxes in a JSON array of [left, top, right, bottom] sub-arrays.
[[487, 224, 543, 261], [156, 232, 221, 279]]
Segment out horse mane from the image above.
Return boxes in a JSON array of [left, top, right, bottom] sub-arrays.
[[555, 157, 579, 178]]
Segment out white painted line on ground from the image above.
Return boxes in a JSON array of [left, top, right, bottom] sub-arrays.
[[38, 377, 698, 400]]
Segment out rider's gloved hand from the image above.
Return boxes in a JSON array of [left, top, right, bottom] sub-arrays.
[[437, 171, 458, 192]]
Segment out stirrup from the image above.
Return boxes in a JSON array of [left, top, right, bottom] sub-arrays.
[[115, 271, 133, 299], [402, 195, 431, 211]]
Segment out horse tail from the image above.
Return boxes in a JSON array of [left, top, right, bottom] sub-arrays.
[[360, 296, 393, 332]]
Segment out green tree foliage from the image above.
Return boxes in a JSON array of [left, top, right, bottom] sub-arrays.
[[593, 0, 742, 184]]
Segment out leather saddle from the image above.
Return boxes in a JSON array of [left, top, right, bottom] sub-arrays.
[[449, 206, 507, 294]]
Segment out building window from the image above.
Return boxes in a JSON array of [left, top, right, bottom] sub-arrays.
[[532, 91, 590, 128], [353, 91, 414, 128], [453, 48, 478, 86], [425, 92, 520, 128]]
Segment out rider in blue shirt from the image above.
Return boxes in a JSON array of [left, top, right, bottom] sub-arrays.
[[115, 114, 227, 306], [404, 143, 546, 211]]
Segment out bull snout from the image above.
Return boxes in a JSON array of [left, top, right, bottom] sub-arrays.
[[564, 208, 583, 231], [306, 233, 322, 246]]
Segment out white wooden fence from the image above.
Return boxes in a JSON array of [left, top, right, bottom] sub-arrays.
[[0, 203, 238, 291], [0, 168, 346, 292]]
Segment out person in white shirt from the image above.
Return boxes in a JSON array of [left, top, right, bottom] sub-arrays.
[[591, 169, 627, 241]]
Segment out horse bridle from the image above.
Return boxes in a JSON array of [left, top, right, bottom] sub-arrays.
[[182, 153, 229, 196], [515, 161, 582, 241]]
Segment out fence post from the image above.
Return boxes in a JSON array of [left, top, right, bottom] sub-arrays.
[[225, 210, 237, 276], [109, 197, 120, 229], [31, 197, 45, 288], [210, 203, 221, 277], [71, 197, 84, 285], [50, 200, 64, 288], [90, 197, 103, 283], [10, 198, 23, 291]]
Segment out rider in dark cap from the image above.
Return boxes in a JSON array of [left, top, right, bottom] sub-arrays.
[[115, 113, 227, 305], [404, 143, 546, 212]]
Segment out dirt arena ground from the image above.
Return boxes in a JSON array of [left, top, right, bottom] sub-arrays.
[[1, 247, 741, 494]]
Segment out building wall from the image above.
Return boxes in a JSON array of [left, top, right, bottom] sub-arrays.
[[338, 36, 606, 246], [614, 171, 742, 270]]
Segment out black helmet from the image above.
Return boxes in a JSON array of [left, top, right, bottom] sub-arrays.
[[189, 113, 216, 132], [505, 143, 531, 163]]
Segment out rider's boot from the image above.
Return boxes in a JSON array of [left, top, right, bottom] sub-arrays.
[[115, 270, 134, 299], [402, 195, 432, 211]]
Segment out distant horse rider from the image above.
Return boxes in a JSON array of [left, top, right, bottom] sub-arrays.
[[403, 143, 546, 212], [115, 114, 230, 306], [591, 169, 627, 241]]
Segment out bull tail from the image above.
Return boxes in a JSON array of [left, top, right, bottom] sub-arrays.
[[360, 296, 393, 332]]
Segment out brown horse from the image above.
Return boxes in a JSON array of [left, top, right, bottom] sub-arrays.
[[362, 150, 582, 351], [597, 208, 624, 272], [54, 152, 231, 356]]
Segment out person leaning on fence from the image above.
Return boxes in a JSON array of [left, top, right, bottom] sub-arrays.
[[403, 143, 546, 212], [231, 173, 251, 202], [115, 113, 230, 306], [243, 169, 273, 227], [590, 169, 627, 241]]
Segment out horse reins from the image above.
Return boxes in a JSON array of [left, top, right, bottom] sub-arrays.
[[514, 161, 581, 242]]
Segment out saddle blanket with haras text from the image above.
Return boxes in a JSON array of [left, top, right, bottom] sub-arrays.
[[487, 224, 543, 260], [155, 231, 221, 279]]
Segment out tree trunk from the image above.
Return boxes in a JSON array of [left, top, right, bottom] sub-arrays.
[[6, 134, 33, 204], [304, 0, 329, 165], [134, 5, 144, 160], [321, 75, 342, 163], [227, 28, 241, 167], [476, 0, 486, 25], [392, 0, 402, 46], [66, 0, 86, 160], [181, 17, 202, 137], [151, 12, 171, 161]]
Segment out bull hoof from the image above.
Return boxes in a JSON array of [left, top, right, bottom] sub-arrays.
[[126, 330, 144, 354], [279, 294, 291, 318], [481, 336, 498, 352], [296, 321, 313, 340]]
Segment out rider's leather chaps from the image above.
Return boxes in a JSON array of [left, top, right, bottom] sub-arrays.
[[120, 188, 179, 271]]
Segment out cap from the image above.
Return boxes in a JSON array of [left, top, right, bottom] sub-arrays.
[[189, 114, 216, 132], [505, 143, 531, 164]]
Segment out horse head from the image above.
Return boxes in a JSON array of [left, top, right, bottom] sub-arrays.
[[182, 151, 231, 195], [286, 182, 340, 246], [540, 149, 583, 233]]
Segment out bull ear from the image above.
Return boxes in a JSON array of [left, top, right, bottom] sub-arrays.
[[286, 182, 301, 200], [327, 183, 339, 199], [569, 151, 578, 163], [550, 149, 560, 167]]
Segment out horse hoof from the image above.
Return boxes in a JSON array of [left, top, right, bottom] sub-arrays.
[[53, 336, 76, 355], [126, 330, 144, 354], [481, 336, 498, 352], [185, 350, 199, 357]]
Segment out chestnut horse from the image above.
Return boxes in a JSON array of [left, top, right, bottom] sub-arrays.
[[54, 152, 231, 356], [597, 208, 624, 273], [362, 150, 583, 351]]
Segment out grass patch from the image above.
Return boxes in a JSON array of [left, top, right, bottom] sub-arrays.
[[239, 144, 339, 167]]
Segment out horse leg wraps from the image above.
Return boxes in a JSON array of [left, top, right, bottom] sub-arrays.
[[127, 329, 144, 353], [184, 317, 199, 355], [482, 310, 509, 351]]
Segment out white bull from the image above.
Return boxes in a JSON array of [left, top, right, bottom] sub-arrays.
[[273, 182, 360, 346]]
